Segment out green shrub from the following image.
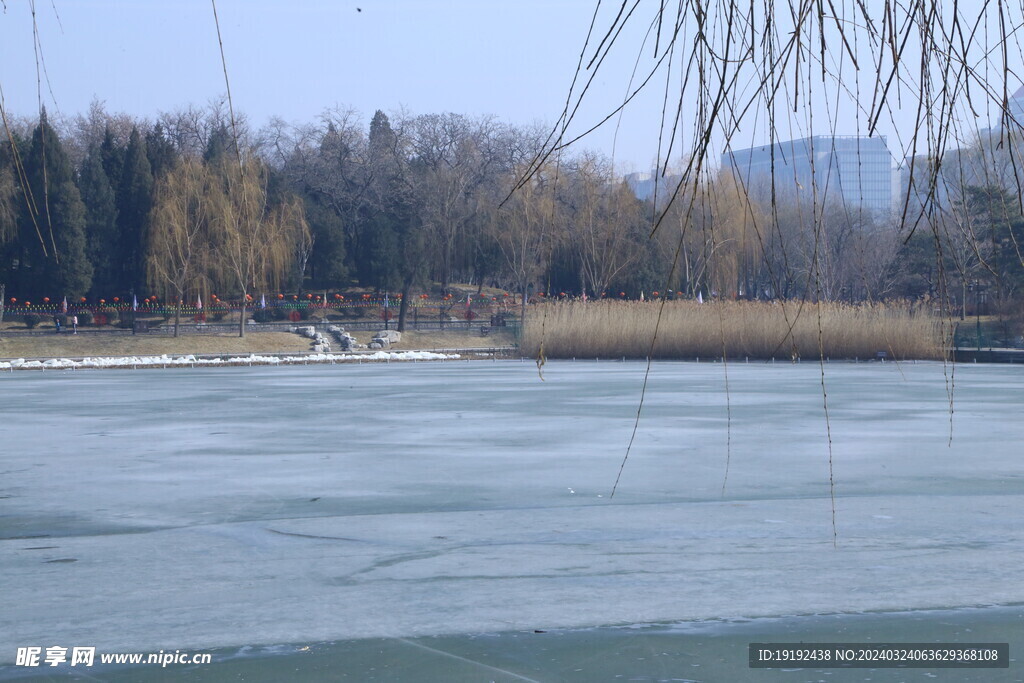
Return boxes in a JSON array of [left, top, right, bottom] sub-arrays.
[[23, 313, 41, 329], [76, 311, 93, 326], [250, 308, 274, 323]]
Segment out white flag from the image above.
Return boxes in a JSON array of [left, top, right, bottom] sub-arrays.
[[132, 294, 138, 311], [196, 294, 203, 310], [697, 291, 704, 304], [61, 296, 68, 314], [260, 294, 267, 309]]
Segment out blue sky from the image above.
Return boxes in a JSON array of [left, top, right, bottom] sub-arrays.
[[2, 1, 1021, 172], [1, 0, 672, 171]]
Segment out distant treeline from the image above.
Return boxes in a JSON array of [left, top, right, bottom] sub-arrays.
[[2, 102, 1023, 324]]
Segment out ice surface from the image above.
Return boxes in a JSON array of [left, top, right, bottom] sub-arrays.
[[1, 359, 1022, 661]]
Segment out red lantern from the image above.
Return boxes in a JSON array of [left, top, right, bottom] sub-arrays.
[[306, 293, 313, 299], [113, 297, 120, 302], [24, 301, 31, 306], [99, 299, 106, 304], [8, 298, 15, 304], [652, 291, 659, 297], [278, 293, 285, 300], [620, 292, 626, 297], [80, 297, 87, 303], [43, 297, 50, 303]]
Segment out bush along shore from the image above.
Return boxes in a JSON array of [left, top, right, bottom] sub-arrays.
[[520, 300, 947, 361]]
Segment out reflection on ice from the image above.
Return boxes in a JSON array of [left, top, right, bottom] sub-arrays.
[[1, 360, 1022, 662]]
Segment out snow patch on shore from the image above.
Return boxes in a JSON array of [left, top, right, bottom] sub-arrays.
[[0, 351, 460, 370]]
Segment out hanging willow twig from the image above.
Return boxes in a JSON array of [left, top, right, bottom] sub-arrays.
[[521, 1, 1024, 530]]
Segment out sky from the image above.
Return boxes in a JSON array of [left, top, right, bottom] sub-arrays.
[[0, 0, 673, 172], [2, 1, 1022, 173]]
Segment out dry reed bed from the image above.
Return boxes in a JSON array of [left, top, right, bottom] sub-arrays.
[[521, 301, 946, 360]]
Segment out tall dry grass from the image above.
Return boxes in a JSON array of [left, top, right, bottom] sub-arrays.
[[521, 300, 946, 360]]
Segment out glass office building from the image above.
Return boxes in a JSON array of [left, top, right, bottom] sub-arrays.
[[722, 136, 894, 216]]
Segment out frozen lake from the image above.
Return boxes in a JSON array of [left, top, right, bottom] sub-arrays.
[[1, 359, 1022, 680]]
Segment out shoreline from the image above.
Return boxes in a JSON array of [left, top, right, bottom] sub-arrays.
[[0, 326, 519, 370], [4, 349, 1023, 372], [0, 349, 524, 371]]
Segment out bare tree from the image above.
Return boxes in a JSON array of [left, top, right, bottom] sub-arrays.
[[523, 1, 1024, 315], [208, 159, 308, 337], [157, 100, 250, 159], [147, 158, 213, 336], [488, 163, 563, 321], [563, 153, 647, 298], [407, 113, 503, 292]]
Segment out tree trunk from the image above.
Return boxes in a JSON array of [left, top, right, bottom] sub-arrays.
[[173, 300, 181, 338], [397, 277, 412, 332], [0, 283, 5, 326], [238, 296, 247, 338], [520, 284, 528, 324]]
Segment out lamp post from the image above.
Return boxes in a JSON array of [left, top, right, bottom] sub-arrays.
[[961, 279, 967, 320], [969, 280, 986, 350]]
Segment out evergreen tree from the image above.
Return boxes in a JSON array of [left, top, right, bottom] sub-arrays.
[[368, 110, 397, 160], [99, 125, 124, 186], [361, 110, 408, 293], [203, 124, 233, 166], [0, 145, 19, 319], [0, 147, 17, 246], [116, 127, 153, 293], [303, 194, 348, 288], [145, 123, 179, 180], [359, 209, 400, 290], [962, 185, 1024, 299], [77, 145, 119, 295], [366, 111, 429, 328], [16, 109, 92, 298]]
